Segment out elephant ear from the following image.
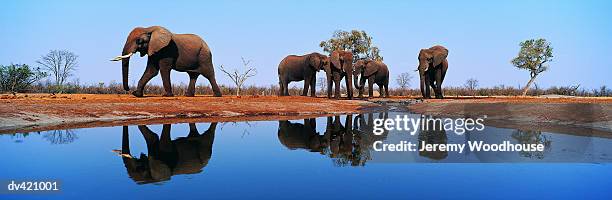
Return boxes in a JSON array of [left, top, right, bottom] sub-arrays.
[[431, 47, 448, 67], [147, 26, 173, 56], [330, 51, 342, 70], [307, 54, 322, 71], [365, 61, 379, 77]]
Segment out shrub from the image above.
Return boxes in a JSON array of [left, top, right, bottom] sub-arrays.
[[0, 64, 47, 93]]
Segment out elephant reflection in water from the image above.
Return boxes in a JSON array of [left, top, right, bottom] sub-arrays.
[[119, 123, 217, 184], [277, 119, 325, 153], [277, 113, 389, 166], [418, 118, 448, 160]]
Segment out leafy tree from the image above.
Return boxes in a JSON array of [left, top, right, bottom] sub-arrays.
[[0, 64, 47, 93], [36, 50, 78, 92], [320, 30, 383, 61], [511, 38, 553, 96]]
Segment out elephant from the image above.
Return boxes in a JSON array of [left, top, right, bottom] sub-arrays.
[[353, 60, 390, 98], [325, 50, 354, 99], [277, 53, 329, 96], [277, 118, 326, 153], [111, 26, 222, 97], [418, 117, 448, 160], [117, 123, 217, 184], [417, 45, 449, 99]]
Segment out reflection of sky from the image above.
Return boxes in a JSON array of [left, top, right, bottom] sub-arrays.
[[1, 1, 611, 89], [1, 117, 611, 199]]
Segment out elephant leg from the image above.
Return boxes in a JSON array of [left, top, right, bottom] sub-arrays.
[[345, 73, 353, 100], [358, 75, 367, 98], [199, 53, 222, 97], [333, 74, 342, 99], [284, 82, 289, 96], [137, 125, 160, 158], [186, 72, 199, 97], [384, 83, 390, 98], [327, 74, 333, 98], [200, 68, 222, 97], [278, 80, 285, 96], [159, 59, 174, 97], [302, 76, 310, 96], [159, 124, 173, 155], [121, 126, 130, 155], [188, 123, 199, 137], [378, 83, 384, 98], [434, 68, 443, 99], [368, 76, 375, 98], [134, 61, 159, 97], [424, 74, 432, 99], [310, 76, 317, 97]]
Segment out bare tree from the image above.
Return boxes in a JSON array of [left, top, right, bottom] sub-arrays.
[[396, 72, 412, 96], [36, 50, 78, 92], [219, 57, 257, 96], [43, 129, 78, 144], [318, 76, 327, 94], [464, 78, 479, 96]]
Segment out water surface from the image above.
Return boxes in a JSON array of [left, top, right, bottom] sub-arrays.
[[1, 112, 611, 199]]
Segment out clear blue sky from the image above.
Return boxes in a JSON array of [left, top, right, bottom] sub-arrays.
[[1, 0, 610, 89]]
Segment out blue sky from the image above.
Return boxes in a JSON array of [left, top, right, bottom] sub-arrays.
[[1, 0, 610, 89]]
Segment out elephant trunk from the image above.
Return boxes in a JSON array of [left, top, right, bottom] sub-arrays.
[[353, 73, 361, 89], [120, 41, 137, 91], [419, 73, 426, 98], [122, 59, 130, 91]]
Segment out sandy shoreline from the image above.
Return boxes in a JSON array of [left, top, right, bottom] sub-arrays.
[[0, 94, 382, 133], [1, 94, 611, 135], [402, 97, 612, 138]]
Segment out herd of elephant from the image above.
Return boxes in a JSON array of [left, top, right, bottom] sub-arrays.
[[112, 26, 449, 99]]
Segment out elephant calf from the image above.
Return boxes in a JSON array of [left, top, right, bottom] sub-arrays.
[[278, 53, 329, 96], [353, 60, 390, 98], [417, 45, 449, 99]]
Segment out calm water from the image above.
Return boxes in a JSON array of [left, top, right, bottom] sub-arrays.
[[1, 112, 611, 199]]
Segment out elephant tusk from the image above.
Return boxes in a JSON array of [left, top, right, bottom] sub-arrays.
[[110, 52, 133, 61]]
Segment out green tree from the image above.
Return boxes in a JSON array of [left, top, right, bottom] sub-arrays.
[[0, 64, 47, 94], [319, 30, 383, 61], [511, 38, 553, 96]]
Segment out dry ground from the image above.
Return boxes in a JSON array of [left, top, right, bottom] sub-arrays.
[[0, 94, 380, 133], [1, 94, 611, 136], [400, 96, 612, 138]]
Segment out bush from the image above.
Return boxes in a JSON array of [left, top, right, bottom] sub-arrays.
[[0, 64, 47, 93]]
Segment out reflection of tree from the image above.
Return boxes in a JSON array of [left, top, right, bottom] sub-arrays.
[[511, 129, 551, 159], [43, 130, 78, 144]]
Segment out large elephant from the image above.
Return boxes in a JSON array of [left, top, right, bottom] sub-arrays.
[[277, 53, 329, 96], [353, 60, 390, 98], [325, 50, 354, 99], [417, 45, 449, 99], [117, 123, 217, 184], [111, 26, 222, 97]]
